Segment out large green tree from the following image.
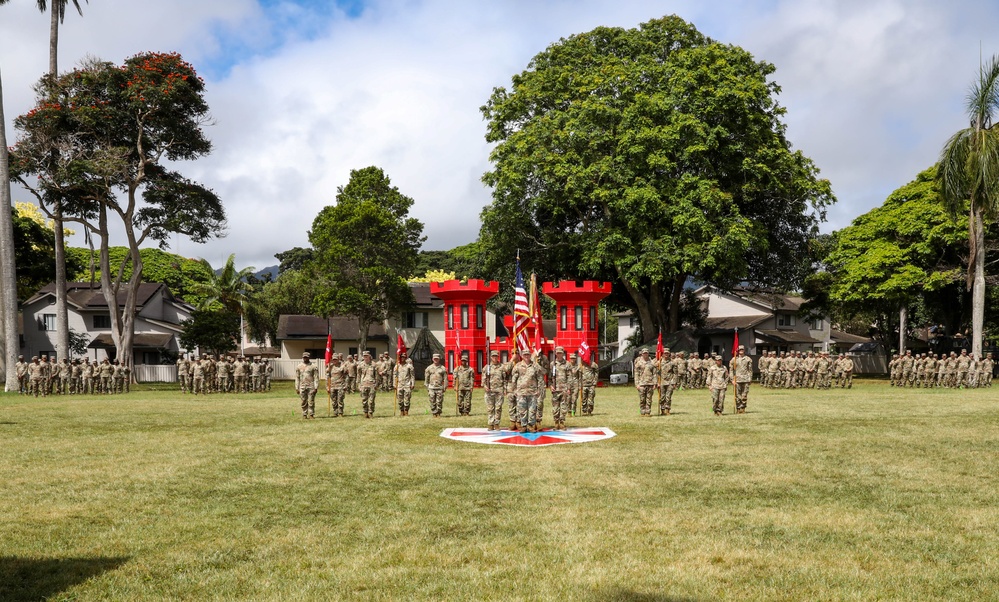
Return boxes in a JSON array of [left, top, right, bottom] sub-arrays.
[[66, 246, 215, 306], [188, 254, 255, 353], [180, 308, 240, 357], [937, 55, 999, 357], [10, 52, 226, 365], [245, 268, 322, 344], [813, 168, 971, 351], [479, 15, 833, 342], [308, 166, 425, 353]]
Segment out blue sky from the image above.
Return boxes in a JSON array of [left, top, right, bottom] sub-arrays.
[[3, 0, 999, 271]]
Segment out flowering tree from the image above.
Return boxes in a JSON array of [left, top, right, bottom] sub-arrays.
[[10, 52, 227, 364]]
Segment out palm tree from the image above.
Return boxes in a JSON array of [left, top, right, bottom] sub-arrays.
[[937, 55, 999, 358], [191, 254, 256, 353], [0, 0, 21, 390], [37, 0, 86, 362]]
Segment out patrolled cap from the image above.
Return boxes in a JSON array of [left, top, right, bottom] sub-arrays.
[[640, 349, 649, 354], [432, 353, 440, 359], [490, 350, 499, 357], [555, 346, 565, 353], [738, 345, 746, 350], [363, 350, 371, 357], [302, 352, 310, 358]]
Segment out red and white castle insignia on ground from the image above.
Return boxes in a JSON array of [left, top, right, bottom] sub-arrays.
[[440, 426, 616, 447]]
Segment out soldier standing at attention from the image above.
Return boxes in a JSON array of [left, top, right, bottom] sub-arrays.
[[567, 352, 581, 415], [512, 349, 546, 433], [483, 350, 507, 430], [659, 349, 680, 415], [15, 355, 28, 394], [327, 353, 348, 417], [357, 350, 379, 418], [550, 347, 571, 430], [453, 355, 474, 416], [504, 353, 521, 431], [28, 356, 44, 397], [345, 354, 358, 393], [190, 357, 203, 395], [534, 350, 550, 427], [295, 352, 319, 419], [250, 357, 262, 392], [177, 355, 189, 393], [264, 359, 274, 391], [633, 348, 657, 417], [579, 352, 599, 416], [707, 355, 729, 416], [730, 345, 753, 414], [424, 353, 448, 418], [393, 353, 415, 416], [216, 356, 230, 393], [956, 349, 972, 388]]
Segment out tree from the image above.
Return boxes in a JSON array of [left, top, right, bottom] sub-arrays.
[[11, 206, 84, 300], [274, 247, 314, 275], [308, 166, 425, 353], [815, 168, 970, 352], [245, 268, 321, 344], [180, 309, 240, 357], [479, 15, 834, 343], [65, 246, 215, 305], [937, 55, 999, 357], [36, 0, 86, 381], [188, 254, 254, 353], [10, 52, 226, 366], [0, 0, 20, 390]]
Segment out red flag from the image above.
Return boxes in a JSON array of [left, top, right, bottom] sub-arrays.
[[656, 330, 664, 360], [578, 340, 590, 364], [732, 329, 739, 358], [324, 333, 332, 363], [396, 333, 407, 362]]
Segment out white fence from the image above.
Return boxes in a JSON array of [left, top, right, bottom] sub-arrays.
[[133, 360, 327, 383]]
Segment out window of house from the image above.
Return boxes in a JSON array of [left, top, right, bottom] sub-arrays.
[[461, 305, 469, 329], [777, 314, 796, 327], [560, 306, 568, 331], [94, 314, 111, 329], [41, 314, 56, 331], [575, 306, 584, 331], [447, 350, 455, 373], [629, 316, 638, 328], [476, 350, 484, 373], [810, 318, 823, 331], [446, 305, 453, 330], [589, 306, 597, 331], [475, 305, 484, 329], [405, 312, 428, 328]]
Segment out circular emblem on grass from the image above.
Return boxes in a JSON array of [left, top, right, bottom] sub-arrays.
[[440, 426, 616, 447]]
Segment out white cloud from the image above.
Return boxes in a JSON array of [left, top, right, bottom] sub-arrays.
[[3, 0, 999, 271]]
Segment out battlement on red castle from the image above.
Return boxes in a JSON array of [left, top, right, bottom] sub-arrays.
[[541, 281, 612, 301], [430, 280, 499, 300]]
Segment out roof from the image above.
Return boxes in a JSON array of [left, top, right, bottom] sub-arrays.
[[695, 285, 805, 313], [701, 315, 770, 333], [756, 329, 819, 344], [88, 333, 174, 349], [25, 282, 179, 311], [276, 315, 388, 341], [410, 283, 445, 309], [830, 329, 872, 345], [242, 345, 281, 357]]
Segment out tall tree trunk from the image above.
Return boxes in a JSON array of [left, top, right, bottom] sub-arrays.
[[0, 68, 20, 391], [971, 207, 985, 357], [358, 323, 369, 358], [898, 305, 907, 354], [50, 2, 71, 361]]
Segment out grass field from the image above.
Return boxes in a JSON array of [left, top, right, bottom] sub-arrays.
[[1, 380, 997, 601]]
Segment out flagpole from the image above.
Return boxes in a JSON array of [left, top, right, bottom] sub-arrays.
[[657, 328, 662, 413]]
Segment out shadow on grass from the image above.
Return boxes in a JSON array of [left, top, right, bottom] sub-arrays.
[[589, 588, 700, 602], [0, 556, 129, 601], [0, 421, 17, 425]]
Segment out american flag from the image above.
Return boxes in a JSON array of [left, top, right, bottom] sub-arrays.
[[513, 260, 531, 352]]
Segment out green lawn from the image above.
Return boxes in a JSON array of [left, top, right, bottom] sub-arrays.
[[1, 381, 997, 601]]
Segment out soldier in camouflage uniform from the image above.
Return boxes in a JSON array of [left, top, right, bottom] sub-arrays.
[[512, 349, 546, 433], [659, 349, 678, 415], [982, 353, 994, 387], [534, 351, 550, 427], [327, 353, 348, 417], [15, 355, 29, 395], [815, 351, 832, 389], [730, 345, 753, 413], [707, 355, 729, 415], [358, 351, 380, 418], [550, 347, 572, 429], [687, 354, 700, 390], [393, 353, 415, 416], [28, 356, 44, 397], [955, 349, 971, 388], [216, 356, 230, 393], [295, 352, 319, 419], [453, 356, 474, 416], [633, 348, 657, 417], [344, 354, 357, 393], [836, 354, 854, 388], [579, 353, 599, 416], [674, 352, 687, 389], [504, 353, 521, 430], [483, 350, 507, 430], [424, 353, 448, 418]]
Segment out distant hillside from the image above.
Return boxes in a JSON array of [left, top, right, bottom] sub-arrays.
[[255, 265, 279, 281]]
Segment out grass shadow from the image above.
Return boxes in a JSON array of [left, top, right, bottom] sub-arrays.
[[0, 556, 129, 601], [588, 587, 700, 602]]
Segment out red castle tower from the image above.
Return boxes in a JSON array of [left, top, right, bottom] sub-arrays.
[[542, 280, 612, 362], [430, 279, 499, 386]]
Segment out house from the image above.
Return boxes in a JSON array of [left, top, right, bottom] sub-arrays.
[[21, 282, 193, 364], [614, 285, 840, 363]]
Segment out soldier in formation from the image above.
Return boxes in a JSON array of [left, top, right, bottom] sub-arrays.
[[579, 352, 599, 416], [730, 345, 753, 414], [424, 353, 448, 418], [550, 346, 572, 430], [295, 352, 319, 419], [483, 350, 507, 430], [393, 352, 415, 416], [633, 348, 657, 417], [707, 355, 729, 415], [358, 350, 379, 418], [326, 353, 348, 417], [658, 348, 679, 415], [453, 356, 474, 416], [512, 349, 546, 433]]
